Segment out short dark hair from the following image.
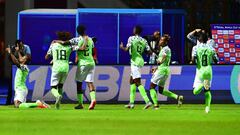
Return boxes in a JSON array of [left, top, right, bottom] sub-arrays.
[[15, 40, 22, 46], [56, 31, 71, 41], [77, 25, 86, 36], [92, 37, 97, 43], [163, 34, 171, 43], [198, 32, 208, 43], [135, 25, 142, 34]]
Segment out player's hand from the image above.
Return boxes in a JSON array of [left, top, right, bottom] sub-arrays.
[[120, 42, 124, 48], [195, 29, 201, 32], [15, 46, 19, 51], [189, 61, 193, 64], [5, 48, 11, 54], [50, 60, 53, 64]]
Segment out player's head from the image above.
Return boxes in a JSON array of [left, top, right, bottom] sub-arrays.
[[56, 31, 71, 41], [198, 32, 208, 44], [77, 25, 86, 36], [159, 34, 170, 46], [133, 25, 142, 35], [92, 37, 97, 44], [153, 31, 160, 40], [15, 39, 24, 50]]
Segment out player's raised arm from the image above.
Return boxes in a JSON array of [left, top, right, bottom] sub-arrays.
[[187, 29, 202, 44], [5, 47, 22, 69], [212, 48, 219, 64]]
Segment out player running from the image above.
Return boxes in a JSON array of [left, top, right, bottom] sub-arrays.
[[55, 25, 96, 110], [192, 32, 218, 113], [6, 41, 49, 109], [120, 25, 152, 109], [149, 34, 183, 109], [45, 31, 77, 109]]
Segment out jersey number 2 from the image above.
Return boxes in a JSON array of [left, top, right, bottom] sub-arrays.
[[84, 45, 90, 56]]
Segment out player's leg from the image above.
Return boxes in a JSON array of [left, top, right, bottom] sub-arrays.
[[150, 70, 160, 109], [87, 82, 96, 110], [125, 76, 136, 109], [75, 66, 85, 109], [85, 65, 96, 110], [149, 83, 158, 109], [50, 71, 63, 109], [15, 90, 48, 108], [203, 80, 211, 113], [203, 68, 212, 113], [134, 78, 152, 109], [157, 74, 183, 107], [131, 65, 151, 109], [193, 75, 204, 95], [74, 81, 84, 109]]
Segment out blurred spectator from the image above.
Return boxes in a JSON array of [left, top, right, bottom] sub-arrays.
[[144, 31, 160, 64]]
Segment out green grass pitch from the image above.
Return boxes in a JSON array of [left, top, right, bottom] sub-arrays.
[[0, 104, 240, 135]]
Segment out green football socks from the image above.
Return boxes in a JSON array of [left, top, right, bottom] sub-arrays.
[[162, 89, 178, 100], [138, 85, 150, 103], [51, 88, 60, 98], [77, 94, 83, 104], [130, 84, 137, 104], [205, 91, 212, 107], [90, 91, 96, 101], [150, 89, 158, 106], [19, 103, 38, 108]]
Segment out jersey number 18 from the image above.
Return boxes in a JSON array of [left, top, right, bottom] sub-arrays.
[[56, 50, 67, 60]]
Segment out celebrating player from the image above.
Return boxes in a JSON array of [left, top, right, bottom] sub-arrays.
[[45, 31, 77, 109], [192, 32, 218, 113], [55, 25, 96, 110], [6, 40, 49, 109], [120, 25, 152, 109], [149, 34, 184, 109]]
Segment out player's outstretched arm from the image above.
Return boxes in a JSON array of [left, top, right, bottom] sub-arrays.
[[120, 42, 129, 52]]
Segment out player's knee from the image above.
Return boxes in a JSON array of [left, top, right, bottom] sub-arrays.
[[87, 82, 95, 91], [204, 88, 211, 93], [133, 78, 141, 87], [58, 84, 63, 89], [150, 83, 156, 89], [158, 86, 164, 94], [51, 85, 58, 89]]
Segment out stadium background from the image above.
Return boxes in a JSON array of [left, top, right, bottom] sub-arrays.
[[0, 0, 240, 105]]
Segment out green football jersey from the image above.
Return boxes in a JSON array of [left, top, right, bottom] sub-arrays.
[[77, 37, 95, 66], [14, 66, 29, 91], [48, 43, 72, 73], [157, 46, 171, 75], [127, 35, 149, 67], [195, 44, 216, 79]]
